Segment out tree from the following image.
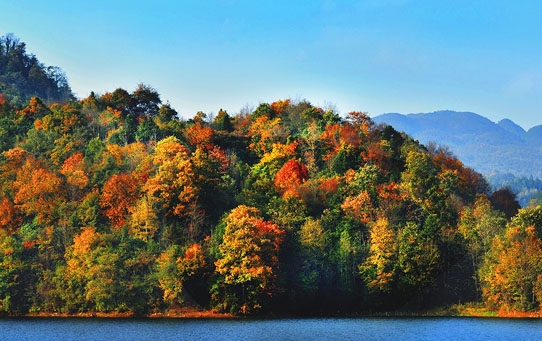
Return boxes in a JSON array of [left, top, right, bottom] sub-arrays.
[[184, 121, 214, 147], [458, 195, 506, 295], [213, 109, 233, 132], [274, 159, 309, 198], [342, 191, 374, 224], [247, 115, 287, 156], [60, 152, 89, 199], [397, 222, 440, 294], [510, 205, 542, 237], [136, 117, 160, 143], [129, 83, 161, 118], [0, 229, 37, 313], [401, 149, 438, 207], [143, 136, 197, 219], [100, 172, 140, 228], [0, 197, 20, 233], [360, 217, 397, 293], [12, 158, 64, 225], [63, 227, 154, 314], [489, 188, 520, 219], [480, 222, 542, 312], [0, 34, 73, 105], [129, 196, 159, 241], [155, 243, 206, 306], [214, 205, 284, 314], [320, 123, 361, 165]]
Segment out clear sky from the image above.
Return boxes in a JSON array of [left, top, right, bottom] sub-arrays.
[[2, 0, 541, 129]]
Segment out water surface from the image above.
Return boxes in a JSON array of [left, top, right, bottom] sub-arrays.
[[1, 317, 541, 341]]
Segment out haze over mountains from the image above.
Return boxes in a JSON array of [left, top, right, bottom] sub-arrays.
[[372, 110, 542, 180]]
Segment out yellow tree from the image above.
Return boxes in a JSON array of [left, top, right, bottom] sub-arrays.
[[129, 196, 159, 241], [143, 136, 196, 218], [214, 205, 284, 314], [480, 225, 542, 312], [247, 115, 287, 157], [360, 217, 397, 293]]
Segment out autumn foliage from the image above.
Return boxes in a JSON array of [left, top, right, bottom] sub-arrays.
[[0, 47, 535, 317], [274, 159, 309, 198]]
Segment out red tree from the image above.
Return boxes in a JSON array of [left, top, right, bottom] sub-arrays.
[[274, 159, 309, 198]]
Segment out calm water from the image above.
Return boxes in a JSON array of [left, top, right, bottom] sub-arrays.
[[1, 317, 541, 341]]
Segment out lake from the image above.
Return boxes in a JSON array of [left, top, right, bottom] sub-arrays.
[[1, 317, 541, 341]]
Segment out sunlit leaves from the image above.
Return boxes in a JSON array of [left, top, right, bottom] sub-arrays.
[[185, 122, 214, 147], [100, 172, 139, 228], [270, 99, 290, 115], [274, 159, 309, 198], [247, 116, 286, 156], [129, 196, 159, 241], [480, 224, 542, 311], [214, 205, 284, 313], [458, 195, 506, 272], [216, 205, 284, 285], [144, 136, 196, 218], [341, 191, 374, 224], [60, 152, 89, 191], [13, 158, 63, 225], [2, 85, 538, 316], [360, 217, 397, 293]]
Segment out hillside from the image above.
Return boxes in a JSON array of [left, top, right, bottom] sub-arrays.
[[2, 36, 542, 318], [373, 110, 542, 179]]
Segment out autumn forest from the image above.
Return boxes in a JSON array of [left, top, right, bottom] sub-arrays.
[[2, 34, 542, 317]]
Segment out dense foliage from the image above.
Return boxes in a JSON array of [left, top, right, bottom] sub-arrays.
[[1, 36, 541, 317]]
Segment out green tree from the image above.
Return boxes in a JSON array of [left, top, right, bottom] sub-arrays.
[[213, 109, 233, 132], [129, 83, 161, 118], [458, 195, 506, 295], [397, 221, 440, 295], [155, 243, 206, 307], [0, 229, 37, 314]]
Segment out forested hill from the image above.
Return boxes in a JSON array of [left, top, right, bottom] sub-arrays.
[[2, 89, 542, 316], [2, 36, 542, 317], [372, 111, 542, 179], [0, 33, 73, 106]]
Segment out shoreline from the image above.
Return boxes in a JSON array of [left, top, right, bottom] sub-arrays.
[[6, 309, 541, 319], [4, 302, 542, 319]]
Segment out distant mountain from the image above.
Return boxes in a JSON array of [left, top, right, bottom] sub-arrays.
[[372, 110, 542, 180]]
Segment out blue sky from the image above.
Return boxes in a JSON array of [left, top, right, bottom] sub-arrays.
[[1, 0, 541, 129]]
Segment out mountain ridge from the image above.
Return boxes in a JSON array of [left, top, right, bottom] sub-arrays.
[[372, 110, 542, 179]]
